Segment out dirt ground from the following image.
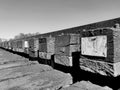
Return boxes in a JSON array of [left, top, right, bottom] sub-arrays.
[[0, 49, 72, 90], [0, 49, 113, 90]]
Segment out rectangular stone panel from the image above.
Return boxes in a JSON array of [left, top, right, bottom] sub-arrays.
[[81, 36, 107, 57]]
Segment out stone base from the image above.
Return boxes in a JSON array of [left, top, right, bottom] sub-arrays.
[[39, 52, 53, 60], [34, 51, 38, 57], [55, 55, 72, 66], [18, 48, 24, 52], [114, 62, 120, 77], [80, 59, 115, 76]]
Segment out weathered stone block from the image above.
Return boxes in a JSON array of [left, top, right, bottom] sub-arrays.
[[55, 45, 80, 56], [39, 38, 47, 52], [80, 28, 120, 77], [80, 58, 114, 76], [55, 46, 70, 56], [34, 38, 39, 51], [47, 37, 55, 54], [113, 30, 120, 63], [55, 35, 70, 47], [39, 52, 47, 59], [55, 34, 80, 47], [39, 52, 52, 60], [55, 34, 80, 56], [29, 38, 35, 57], [54, 55, 72, 66]]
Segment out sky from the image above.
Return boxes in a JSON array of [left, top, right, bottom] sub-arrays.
[[0, 0, 120, 39]]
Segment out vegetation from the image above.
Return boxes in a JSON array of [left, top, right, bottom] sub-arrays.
[[14, 32, 40, 39]]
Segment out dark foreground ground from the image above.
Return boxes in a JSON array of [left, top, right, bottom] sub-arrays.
[[0, 49, 113, 90]]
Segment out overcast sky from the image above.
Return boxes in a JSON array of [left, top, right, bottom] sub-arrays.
[[0, 0, 120, 39]]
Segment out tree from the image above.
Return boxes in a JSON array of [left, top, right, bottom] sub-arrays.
[[14, 32, 40, 39]]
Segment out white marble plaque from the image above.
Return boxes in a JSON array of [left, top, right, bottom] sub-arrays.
[[81, 36, 107, 57]]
